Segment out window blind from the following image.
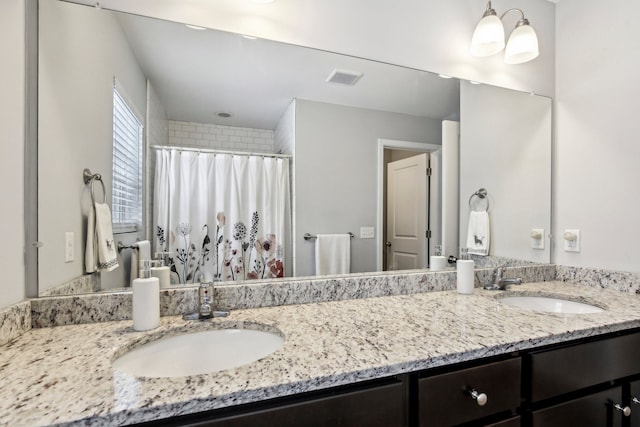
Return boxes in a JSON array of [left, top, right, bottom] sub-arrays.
[[112, 87, 143, 233]]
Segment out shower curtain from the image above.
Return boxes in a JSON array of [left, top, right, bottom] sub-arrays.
[[153, 149, 291, 284]]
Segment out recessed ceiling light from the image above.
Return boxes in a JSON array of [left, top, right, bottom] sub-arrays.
[[438, 74, 453, 79], [185, 24, 207, 31], [241, 35, 258, 40], [470, 81, 482, 85]]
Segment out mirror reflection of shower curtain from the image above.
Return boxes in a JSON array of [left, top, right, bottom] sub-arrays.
[[153, 149, 291, 284]]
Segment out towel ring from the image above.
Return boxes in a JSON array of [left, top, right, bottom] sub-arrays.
[[468, 188, 489, 212], [83, 168, 106, 204]]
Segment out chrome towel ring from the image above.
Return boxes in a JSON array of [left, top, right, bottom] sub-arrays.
[[83, 168, 107, 204], [468, 188, 489, 212]]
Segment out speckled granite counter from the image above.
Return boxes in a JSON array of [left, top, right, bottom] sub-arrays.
[[2, 281, 640, 426]]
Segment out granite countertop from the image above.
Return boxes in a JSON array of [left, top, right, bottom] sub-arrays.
[[3, 281, 640, 426]]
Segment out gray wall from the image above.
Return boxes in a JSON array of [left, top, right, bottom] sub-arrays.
[[294, 99, 441, 276], [0, 0, 25, 307], [38, 0, 147, 294], [460, 81, 551, 263]]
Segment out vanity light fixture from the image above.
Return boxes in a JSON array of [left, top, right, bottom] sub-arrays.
[[470, 1, 539, 65]]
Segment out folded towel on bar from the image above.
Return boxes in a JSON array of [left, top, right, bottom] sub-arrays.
[[315, 234, 351, 275], [130, 240, 151, 285], [85, 202, 119, 273], [466, 210, 490, 256]]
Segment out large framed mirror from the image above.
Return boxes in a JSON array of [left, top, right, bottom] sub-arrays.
[[36, 0, 551, 297]]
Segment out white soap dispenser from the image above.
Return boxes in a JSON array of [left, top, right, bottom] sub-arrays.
[[132, 259, 160, 331], [151, 252, 171, 289]]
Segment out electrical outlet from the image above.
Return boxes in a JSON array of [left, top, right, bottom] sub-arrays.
[[65, 232, 74, 262], [563, 229, 580, 252], [530, 229, 544, 249], [360, 227, 375, 239]]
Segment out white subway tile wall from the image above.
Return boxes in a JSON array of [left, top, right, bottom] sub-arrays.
[[167, 120, 275, 153]]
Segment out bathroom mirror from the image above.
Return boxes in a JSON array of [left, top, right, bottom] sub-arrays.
[[36, 0, 551, 296]]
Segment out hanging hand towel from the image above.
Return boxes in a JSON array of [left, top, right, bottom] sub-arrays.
[[85, 202, 119, 273], [466, 211, 490, 256], [315, 234, 351, 275], [130, 240, 151, 285]]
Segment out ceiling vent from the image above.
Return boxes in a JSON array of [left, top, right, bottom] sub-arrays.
[[325, 69, 363, 86]]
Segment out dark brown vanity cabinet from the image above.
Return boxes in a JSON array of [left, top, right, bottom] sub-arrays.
[[524, 331, 640, 427], [418, 358, 522, 426]]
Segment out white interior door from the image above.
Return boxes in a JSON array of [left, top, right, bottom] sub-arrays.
[[386, 153, 429, 270]]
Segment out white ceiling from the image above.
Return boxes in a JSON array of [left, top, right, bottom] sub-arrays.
[[116, 12, 460, 130]]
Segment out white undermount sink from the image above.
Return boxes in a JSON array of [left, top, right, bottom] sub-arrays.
[[112, 328, 284, 378], [499, 296, 604, 314]]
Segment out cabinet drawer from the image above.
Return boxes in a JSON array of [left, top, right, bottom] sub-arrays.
[[419, 357, 521, 426], [529, 333, 640, 402], [185, 381, 406, 427], [531, 387, 623, 427]]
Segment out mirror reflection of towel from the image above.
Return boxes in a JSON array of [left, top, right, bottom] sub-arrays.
[[466, 211, 490, 256], [85, 202, 119, 273], [315, 234, 351, 275]]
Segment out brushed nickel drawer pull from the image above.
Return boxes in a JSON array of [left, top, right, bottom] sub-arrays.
[[614, 403, 631, 417], [470, 389, 488, 406]]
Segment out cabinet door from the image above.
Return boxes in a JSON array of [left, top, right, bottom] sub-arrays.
[[630, 380, 640, 426], [419, 357, 521, 426], [531, 387, 624, 427], [182, 381, 406, 427]]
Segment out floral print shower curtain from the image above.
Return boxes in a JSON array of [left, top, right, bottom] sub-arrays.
[[153, 149, 290, 284]]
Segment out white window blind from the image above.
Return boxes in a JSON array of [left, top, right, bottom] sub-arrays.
[[112, 86, 143, 233]]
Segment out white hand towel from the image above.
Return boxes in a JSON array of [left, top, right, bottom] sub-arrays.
[[92, 202, 119, 272], [466, 211, 490, 256], [85, 203, 97, 273], [130, 240, 151, 285], [315, 234, 351, 275]]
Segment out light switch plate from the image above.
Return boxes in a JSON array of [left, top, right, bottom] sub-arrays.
[[563, 229, 580, 252], [65, 232, 74, 263], [360, 227, 375, 239]]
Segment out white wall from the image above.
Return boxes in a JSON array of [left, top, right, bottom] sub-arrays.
[[554, 0, 640, 272], [66, 0, 556, 97], [294, 99, 441, 276], [38, 0, 147, 294], [0, 0, 26, 307], [460, 81, 552, 263]]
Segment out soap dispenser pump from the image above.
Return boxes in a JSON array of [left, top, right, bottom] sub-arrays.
[[151, 252, 171, 289], [132, 259, 160, 331]]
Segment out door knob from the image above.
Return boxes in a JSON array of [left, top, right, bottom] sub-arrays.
[[385, 241, 392, 247], [633, 397, 640, 405]]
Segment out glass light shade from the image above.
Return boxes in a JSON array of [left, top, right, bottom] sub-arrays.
[[470, 15, 505, 57], [504, 24, 539, 64]]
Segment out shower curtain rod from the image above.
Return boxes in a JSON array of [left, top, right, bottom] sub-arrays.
[[151, 145, 292, 159]]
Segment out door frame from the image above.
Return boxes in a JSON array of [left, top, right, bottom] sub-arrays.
[[376, 139, 441, 271]]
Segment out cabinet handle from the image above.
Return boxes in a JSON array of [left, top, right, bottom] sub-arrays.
[[633, 397, 640, 405], [614, 404, 632, 417], [469, 389, 488, 406]]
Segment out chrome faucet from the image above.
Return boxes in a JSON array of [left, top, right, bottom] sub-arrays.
[[483, 267, 522, 290], [183, 281, 229, 320]]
